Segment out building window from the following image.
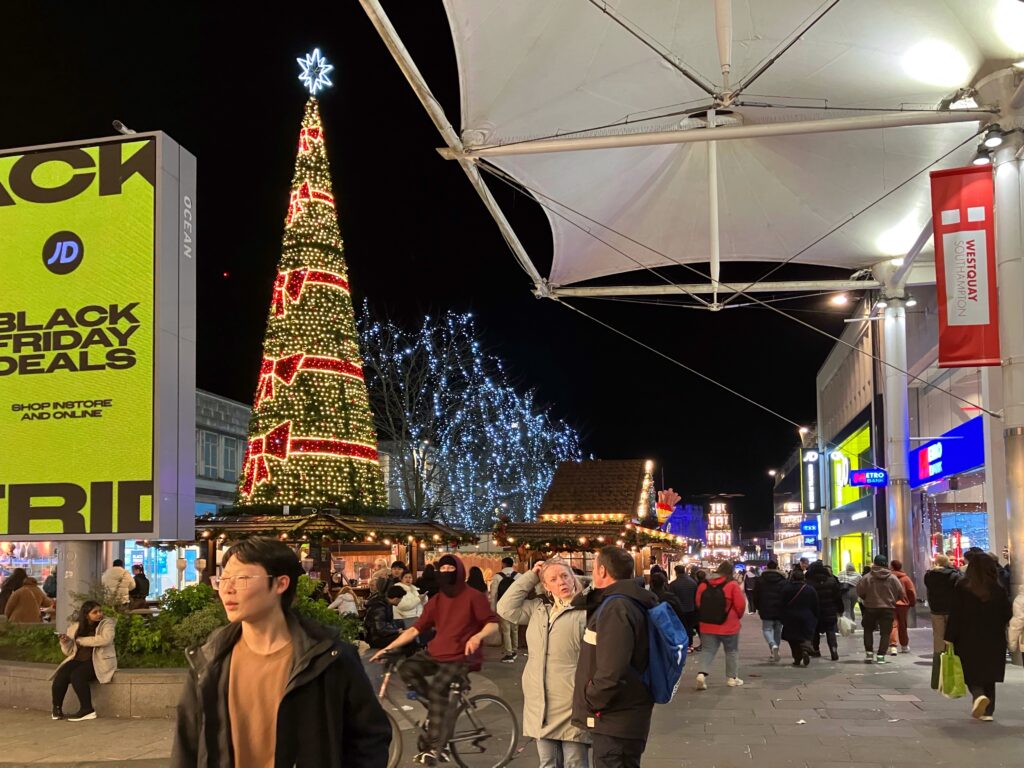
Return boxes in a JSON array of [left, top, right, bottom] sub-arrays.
[[201, 431, 219, 479], [222, 437, 239, 482]]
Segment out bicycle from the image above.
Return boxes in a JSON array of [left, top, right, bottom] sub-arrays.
[[376, 650, 519, 768]]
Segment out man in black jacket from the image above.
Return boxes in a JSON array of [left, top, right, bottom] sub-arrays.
[[572, 545, 658, 768], [924, 553, 962, 688], [172, 537, 390, 768], [806, 561, 845, 660], [129, 564, 150, 611], [752, 561, 787, 662], [669, 564, 699, 650]]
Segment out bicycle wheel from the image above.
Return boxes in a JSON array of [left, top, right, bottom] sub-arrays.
[[448, 694, 519, 768], [385, 710, 403, 768]]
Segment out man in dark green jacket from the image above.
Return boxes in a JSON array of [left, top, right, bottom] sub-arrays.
[[171, 537, 390, 767], [571, 545, 658, 768]]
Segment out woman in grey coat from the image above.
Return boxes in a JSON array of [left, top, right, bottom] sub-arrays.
[[498, 558, 590, 768]]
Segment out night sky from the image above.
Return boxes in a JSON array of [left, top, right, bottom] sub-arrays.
[[6, 3, 856, 530]]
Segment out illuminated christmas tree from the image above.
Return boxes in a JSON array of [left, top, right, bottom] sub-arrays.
[[236, 50, 386, 509]]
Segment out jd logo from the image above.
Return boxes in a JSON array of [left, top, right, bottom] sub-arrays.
[[42, 230, 84, 274]]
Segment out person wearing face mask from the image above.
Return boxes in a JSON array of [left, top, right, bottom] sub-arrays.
[[497, 559, 590, 768], [371, 554, 499, 762]]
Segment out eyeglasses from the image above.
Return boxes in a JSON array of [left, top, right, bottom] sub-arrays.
[[211, 575, 274, 591]]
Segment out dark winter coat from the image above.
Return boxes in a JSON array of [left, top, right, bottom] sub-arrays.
[[924, 567, 961, 615], [752, 569, 787, 621], [945, 581, 1012, 684], [171, 612, 391, 768], [571, 579, 658, 739], [668, 573, 698, 613], [780, 581, 819, 643], [806, 565, 844, 626], [652, 587, 687, 623], [363, 594, 401, 649]]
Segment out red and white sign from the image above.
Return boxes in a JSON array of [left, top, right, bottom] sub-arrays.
[[929, 166, 1000, 367]]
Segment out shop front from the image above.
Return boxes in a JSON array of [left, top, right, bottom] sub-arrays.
[[910, 415, 987, 566], [826, 422, 877, 573]]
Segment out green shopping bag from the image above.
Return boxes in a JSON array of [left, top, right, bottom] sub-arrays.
[[939, 643, 966, 699]]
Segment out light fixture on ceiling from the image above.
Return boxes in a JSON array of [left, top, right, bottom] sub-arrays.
[[876, 214, 922, 256], [983, 126, 1006, 149], [994, 0, 1024, 53], [906, 295, 918, 308], [972, 146, 993, 166], [891, 257, 905, 267], [876, 298, 889, 309], [830, 294, 849, 306], [901, 40, 970, 87]]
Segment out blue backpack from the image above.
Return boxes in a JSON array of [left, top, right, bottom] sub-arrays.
[[595, 595, 689, 704]]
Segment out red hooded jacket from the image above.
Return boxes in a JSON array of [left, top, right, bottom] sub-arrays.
[[695, 576, 746, 635], [413, 554, 498, 669]]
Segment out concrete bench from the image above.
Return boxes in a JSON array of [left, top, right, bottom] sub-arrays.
[[0, 661, 187, 719]]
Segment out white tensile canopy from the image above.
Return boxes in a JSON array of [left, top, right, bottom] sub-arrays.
[[362, 0, 1023, 303]]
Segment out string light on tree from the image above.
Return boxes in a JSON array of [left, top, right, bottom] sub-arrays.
[[236, 53, 386, 509], [359, 308, 581, 529]]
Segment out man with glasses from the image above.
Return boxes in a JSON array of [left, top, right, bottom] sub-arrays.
[[171, 537, 391, 768], [371, 553, 499, 764]]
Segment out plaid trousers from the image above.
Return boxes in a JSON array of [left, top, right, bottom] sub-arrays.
[[398, 650, 470, 750]]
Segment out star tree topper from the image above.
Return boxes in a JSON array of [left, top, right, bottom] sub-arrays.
[[297, 48, 334, 95]]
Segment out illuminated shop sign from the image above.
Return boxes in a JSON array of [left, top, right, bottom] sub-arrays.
[[801, 449, 820, 515], [849, 469, 888, 487], [908, 415, 984, 489]]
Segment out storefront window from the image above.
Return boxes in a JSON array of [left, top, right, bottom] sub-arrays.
[[921, 469, 988, 558], [830, 424, 871, 509], [123, 541, 202, 598], [0, 541, 56, 582]]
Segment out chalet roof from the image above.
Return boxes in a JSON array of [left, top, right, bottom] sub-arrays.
[[194, 511, 469, 543], [539, 459, 648, 517]]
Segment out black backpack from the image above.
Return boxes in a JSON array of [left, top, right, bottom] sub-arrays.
[[495, 572, 516, 602], [698, 581, 729, 624]]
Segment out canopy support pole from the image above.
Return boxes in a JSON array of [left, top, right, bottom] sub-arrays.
[[708, 109, 721, 307], [359, 0, 548, 294], [438, 110, 989, 160]]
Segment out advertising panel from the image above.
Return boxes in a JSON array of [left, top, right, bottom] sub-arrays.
[[0, 134, 195, 539]]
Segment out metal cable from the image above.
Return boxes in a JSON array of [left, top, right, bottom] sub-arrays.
[[477, 147, 999, 419]]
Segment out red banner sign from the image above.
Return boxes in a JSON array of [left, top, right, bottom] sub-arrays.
[[929, 165, 1000, 367]]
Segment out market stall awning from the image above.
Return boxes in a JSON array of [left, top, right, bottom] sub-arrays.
[[376, 1, 1021, 288], [194, 512, 473, 544]]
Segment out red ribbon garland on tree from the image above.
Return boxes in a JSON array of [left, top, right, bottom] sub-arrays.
[[271, 268, 350, 317], [286, 180, 335, 226], [239, 421, 380, 497], [255, 353, 365, 406]]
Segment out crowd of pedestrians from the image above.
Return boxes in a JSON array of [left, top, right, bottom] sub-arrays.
[[6, 536, 1015, 768]]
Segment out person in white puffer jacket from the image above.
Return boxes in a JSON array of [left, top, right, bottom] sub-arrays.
[[1009, 593, 1024, 664]]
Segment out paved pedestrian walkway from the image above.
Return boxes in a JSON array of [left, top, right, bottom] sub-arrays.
[[1, 612, 1020, 766]]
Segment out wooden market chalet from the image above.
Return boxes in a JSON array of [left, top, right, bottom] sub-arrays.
[[493, 459, 702, 575], [191, 510, 473, 585]]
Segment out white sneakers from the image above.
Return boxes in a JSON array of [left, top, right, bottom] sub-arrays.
[[899, 646, 910, 654], [696, 672, 743, 689], [887, 646, 899, 656], [971, 696, 991, 719], [770, 645, 781, 662], [980, 716, 994, 722]]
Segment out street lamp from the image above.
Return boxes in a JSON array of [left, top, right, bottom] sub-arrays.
[[768, 469, 777, 477]]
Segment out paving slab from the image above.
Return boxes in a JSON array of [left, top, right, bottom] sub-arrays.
[[3, 612, 1022, 766]]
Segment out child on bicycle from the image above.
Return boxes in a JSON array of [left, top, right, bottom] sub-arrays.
[[371, 554, 499, 763]]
